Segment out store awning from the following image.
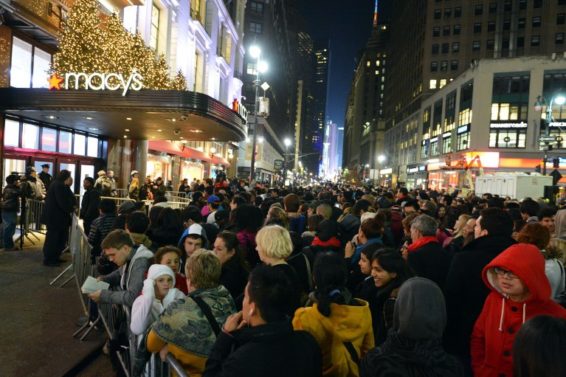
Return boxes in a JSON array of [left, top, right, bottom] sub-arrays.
[[211, 155, 231, 167], [0, 88, 247, 142], [148, 140, 212, 162]]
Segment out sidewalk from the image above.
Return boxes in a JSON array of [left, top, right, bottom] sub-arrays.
[[0, 240, 108, 377]]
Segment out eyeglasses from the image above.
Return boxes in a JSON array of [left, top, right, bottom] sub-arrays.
[[494, 267, 518, 280]]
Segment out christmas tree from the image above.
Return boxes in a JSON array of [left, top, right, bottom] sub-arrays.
[[51, 0, 186, 90]]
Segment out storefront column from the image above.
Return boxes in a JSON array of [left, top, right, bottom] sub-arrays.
[[171, 155, 181, 190], [133, 140, 148, 180]]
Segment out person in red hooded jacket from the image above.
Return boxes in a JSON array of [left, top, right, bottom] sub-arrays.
[[470, 243, 566, 377]]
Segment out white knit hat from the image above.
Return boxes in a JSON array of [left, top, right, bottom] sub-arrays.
[[147, 264, 176, 286]]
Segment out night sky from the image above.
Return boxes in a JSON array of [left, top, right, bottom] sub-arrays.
[[299, 0, 375, 128]]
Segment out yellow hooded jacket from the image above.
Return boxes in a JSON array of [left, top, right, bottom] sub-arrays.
[[293, 299, 374, 377]]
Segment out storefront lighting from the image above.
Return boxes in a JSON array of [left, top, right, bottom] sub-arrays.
[[88, 127, 99, 131], [45, 115, 58, 120], [123, 135, 127, 139], [555, 96, 566, 106], [126, 117, 132, 121], [125, 128, 130, 132], [258, 136, 264, 143], [157, 129, 162, 132], [85, 116, 93, 120], [189, 129, 203, 133], [211, 137, 216, 140]]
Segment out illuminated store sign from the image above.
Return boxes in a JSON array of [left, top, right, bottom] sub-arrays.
[[489, 122, 527, 129], [48, 70, 144, 96]]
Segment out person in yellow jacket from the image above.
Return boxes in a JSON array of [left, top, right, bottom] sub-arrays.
[[293, 252, 374, 377]]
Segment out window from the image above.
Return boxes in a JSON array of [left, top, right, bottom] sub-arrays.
[[475, 4, 483, 15], [150, 4, 160, 50], [452, 42, 460, 52], [488, 21, 496, 32], [503, 19, 511, 31], [442, 135, 452, 154], [531, 35, 540, 46], [4, 119, 20, 147], [431, 61, 438, 72], [473, 40, 481, 51], [502, 39, 510, 49], [41, 128, 57, 152], [489, 2, 497, 14], [10, 37, 32, 88], [444, 8, 452, 18], [504, 0, 512, 11], [559, 0, 566, 5], [87, 137, 99, 157], [432, 44, 440, 54], [246, 62, 257, 75], [249, 22, 262, 33], [59, 131, 72, 154], [557, 33, 565, 44], [487, 39, 495, 50], [421, 140, 430, 159], [454, 7, 461, 17], [558, 14, 566, 25], [518, 18, 526, 29], [442, 43, 449, 53], [453, 24, 461, 35], [451, 60, 459, 70], [32, 48, 51, 89], [433, 27, 440, 37], [474, 22, 482, 33], [441, 60, 448, 71], [445, 90, 457, 131], [430, 79, 438, 89], [249, 1, 264, 14], [219, 26, 232, 62], [489, 128, 527, 148], [519, 0, 527, 10], [74, 134, 86, 155], [434, 9, 441, 19], [22, 123, 39, 149], [517, 36, 525, 48], [534, 0, 542, 8], [443, 25, 451, 36], [457, 129, 470, 151], [532, 16, 541, 27]]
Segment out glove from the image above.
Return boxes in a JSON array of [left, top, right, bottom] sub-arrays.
[[142, 278, 155, 299]]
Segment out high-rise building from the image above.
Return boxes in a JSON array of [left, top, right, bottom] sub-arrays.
[[342, 0, 389, 179], [385, 0, 566, 129]]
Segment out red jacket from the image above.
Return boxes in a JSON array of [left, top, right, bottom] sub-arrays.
[[471, 243, 566, 377]]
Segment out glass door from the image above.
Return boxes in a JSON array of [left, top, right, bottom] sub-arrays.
[[79, 164, 95, 197]]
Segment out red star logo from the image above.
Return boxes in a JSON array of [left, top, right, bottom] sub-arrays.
[[48, 74, 64, 90]]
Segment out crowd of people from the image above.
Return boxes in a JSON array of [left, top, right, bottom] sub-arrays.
[[3, 168, 566, 376]]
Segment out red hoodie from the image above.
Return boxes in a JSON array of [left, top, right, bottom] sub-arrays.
[[471, 243, 566, 377]]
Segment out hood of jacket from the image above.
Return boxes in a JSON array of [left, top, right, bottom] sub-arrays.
[[392, 277, 446, 340], [296, 299, 372, 343], [482, 243, 550, 302]]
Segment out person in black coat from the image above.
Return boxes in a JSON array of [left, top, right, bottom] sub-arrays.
[[213, 231, 249, 307], [443, 208, 515, 375], [203, 265, 322, 377], [41, 170, 76, 266], [80, 177, 100, 236], [405, 214, 451, 288]]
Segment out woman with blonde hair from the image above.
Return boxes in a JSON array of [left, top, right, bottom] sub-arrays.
[[443, 214, 472, 253], [129, 174, 140, 200]]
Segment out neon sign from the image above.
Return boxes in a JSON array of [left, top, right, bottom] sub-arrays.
[[48, 70, 144, 96]]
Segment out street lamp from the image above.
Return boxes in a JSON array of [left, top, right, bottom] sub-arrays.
[[283, 137, 292, 186], [536, 94, 566, 175], [376, 154, 386, 186], [249, 45, 268, 183]]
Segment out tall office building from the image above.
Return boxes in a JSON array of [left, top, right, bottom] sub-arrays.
[[385, 0, 566, 128]]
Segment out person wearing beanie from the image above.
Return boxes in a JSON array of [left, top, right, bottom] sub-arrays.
[[471, 243, 566, 377], [130, 264, 185, 336]]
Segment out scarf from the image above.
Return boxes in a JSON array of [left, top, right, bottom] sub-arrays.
[[407, 236, 439, 253]]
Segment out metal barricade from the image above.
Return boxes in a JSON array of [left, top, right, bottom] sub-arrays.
[[165, 354, 188, 377], [15, 198, 46, 248]]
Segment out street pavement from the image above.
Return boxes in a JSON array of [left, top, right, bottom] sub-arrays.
[[0, 239, 110, 377]]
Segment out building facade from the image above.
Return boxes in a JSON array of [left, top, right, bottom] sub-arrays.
[[385, 56, 566, 191]]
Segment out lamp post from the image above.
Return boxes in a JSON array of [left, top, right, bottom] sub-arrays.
[[283, 137, 292, 186], [536, 94, 566, 175], [249, 45, 268, 183], [376, 154, 386, 186]]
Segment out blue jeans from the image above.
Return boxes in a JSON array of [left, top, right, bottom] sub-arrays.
[[2, 211, 17, 249]]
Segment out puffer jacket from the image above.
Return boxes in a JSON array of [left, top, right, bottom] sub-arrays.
[[471, 243, 566, 377], [1, 184, 20, 211]]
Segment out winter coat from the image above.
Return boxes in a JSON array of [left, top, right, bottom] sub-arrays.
[[80, 188, 100, 224], [219, 254, 249, 302], [361, 278, 463, 377], [99, 245, 154, 308], [1, 184, 20, 212], [470, 244, 566, 377], [443, 235, 516, 357], [406, 240, 451, 288], [203, 321, 322, 377], [293, 299, 374, 377], [41, 179, 75, 229], [148, 285, 236, 377]]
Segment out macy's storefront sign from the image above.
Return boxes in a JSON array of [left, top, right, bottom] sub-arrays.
[[48, 70, 143, 96]]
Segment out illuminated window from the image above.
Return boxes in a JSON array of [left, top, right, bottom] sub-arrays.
[[59, 131, 72, 154], [74, 133, 86, 156], [150, 4, 160, 50], [87, 137, 99, 157], [22, 123, 39, 149], [41, 128, 57, 152], [430, 79, 438, 89], [249, 22, 263, 33], [440, 79, 447, 88], [10, 37, 32, 88], [4, 119, 20, 147], [366, 61, 371, 67]]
